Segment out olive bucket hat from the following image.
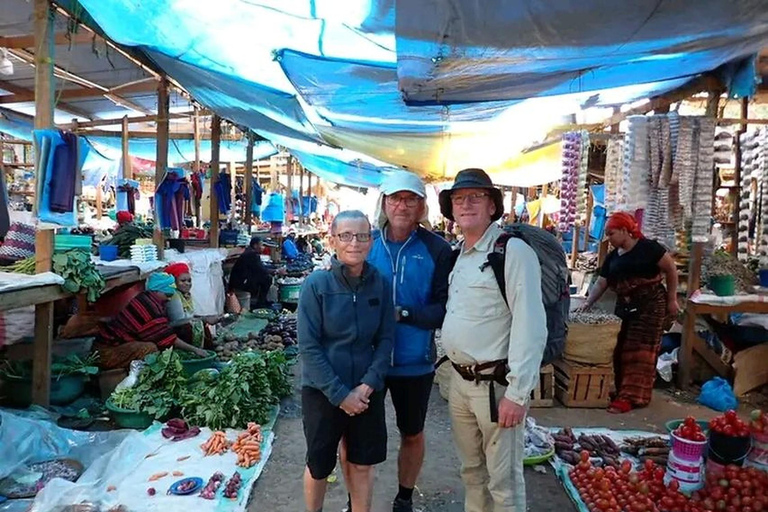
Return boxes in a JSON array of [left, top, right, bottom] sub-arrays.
[[438, 168, 504, 222]]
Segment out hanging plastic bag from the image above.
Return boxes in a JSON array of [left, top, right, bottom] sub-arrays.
[[698, 377, 738, 412]]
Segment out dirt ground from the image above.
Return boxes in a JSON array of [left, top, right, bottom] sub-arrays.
[[249, 369, 734, 512]]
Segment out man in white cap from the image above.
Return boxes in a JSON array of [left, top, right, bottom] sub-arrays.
[[341, 170, 452, 512]]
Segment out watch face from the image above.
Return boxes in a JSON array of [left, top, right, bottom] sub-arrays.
[[401, 309, 409, 317]]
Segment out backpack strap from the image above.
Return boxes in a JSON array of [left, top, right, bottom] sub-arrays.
[[486, 232, 513, 307]]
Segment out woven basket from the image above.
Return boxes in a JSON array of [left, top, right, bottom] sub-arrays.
[[564, 322, 621, 366]]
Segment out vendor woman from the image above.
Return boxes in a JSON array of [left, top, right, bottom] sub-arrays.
[[164, 262, 219, 347], [95, 272, 208, 370], [580, 212, 679, 414]]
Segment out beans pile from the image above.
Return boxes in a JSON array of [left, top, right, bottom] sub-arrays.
[[569, 310, 621, 325]]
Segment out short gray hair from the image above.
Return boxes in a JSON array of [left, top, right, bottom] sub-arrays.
[[331, 210, 371, 234]]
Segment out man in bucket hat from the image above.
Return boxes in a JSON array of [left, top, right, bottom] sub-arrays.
[[438, 168, 547, 512], [340, 170, 452, 512]]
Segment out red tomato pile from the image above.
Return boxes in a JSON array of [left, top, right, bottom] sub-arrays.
[[569, 451, 768, 512], [710, 410, 751, 438], [751, 410, 767, 435], [675, 416, 707, 442]]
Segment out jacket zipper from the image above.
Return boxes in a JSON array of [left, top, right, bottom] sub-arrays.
[[342, 272, 360, 390], [382, 229, 415, 305]]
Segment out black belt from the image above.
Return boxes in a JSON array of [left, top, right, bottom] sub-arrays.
[[437, 356, 508, 423]]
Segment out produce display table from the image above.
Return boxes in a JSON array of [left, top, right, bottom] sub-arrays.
[[0, 266, 157, 406], [677, 296, 768, 390]]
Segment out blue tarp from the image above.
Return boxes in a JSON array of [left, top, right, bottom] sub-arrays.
[[59, 1, 768, 183], [394, 0, 767, 104]]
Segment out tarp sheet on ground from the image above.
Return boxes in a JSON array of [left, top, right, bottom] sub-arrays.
[[0, 407, 278, 512], [68, 0, 768, 182]]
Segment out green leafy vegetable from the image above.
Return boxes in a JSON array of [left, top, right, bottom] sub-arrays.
[[52, 249, 106, 302], [1, 353, 99, 381]]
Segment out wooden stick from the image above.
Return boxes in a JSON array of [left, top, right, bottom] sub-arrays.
[[210, 115, 221, 248], [244, 135, 254, 232], [32, 0, 54, 408], [153, 78, 169, 258], [299, 163, 305, 223], [570, 225, 580, 268], [121, 116, 132, 180], [716, 117, 768, 125], [193, 108, 201, 227]]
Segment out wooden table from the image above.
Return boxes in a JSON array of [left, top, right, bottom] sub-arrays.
[[677, 299, 768, 389], [0, 266, 155, 406]]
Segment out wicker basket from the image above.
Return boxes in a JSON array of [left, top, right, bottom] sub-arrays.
[[564, 322, 621, 366]]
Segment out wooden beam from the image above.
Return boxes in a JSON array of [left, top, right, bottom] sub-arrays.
[[193, 107, 201, 227], [62, 111, 191, 130], [244, 135, 254, 230], [0, 78, 94, 120], [228, 161, 236, 223], [32, 0, 55, 408], [153, 78, 170, 258], [9, 48, 153, 115], [716, 118, 768, 125], [75, 129, 242, 141], [600, 75, 722, 129], [121, 115, 131, 180], [210, 115, 221, 248], [0, 79, 158, 104], [299, 163, 305, 223], [0, 31, 93, 49], [731, 97, 749, 256]]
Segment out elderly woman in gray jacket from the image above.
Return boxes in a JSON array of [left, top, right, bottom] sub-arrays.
[[298, 210, 395, 512]]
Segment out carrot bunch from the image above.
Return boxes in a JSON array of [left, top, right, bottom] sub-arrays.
[[201, 431, 229, 456], [231, 423, 262, 468]]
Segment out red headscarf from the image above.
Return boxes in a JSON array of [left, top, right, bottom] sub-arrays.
[[116, 211, 134, 225], [606, 212, 644, 239], [165, 262, 190, 279]]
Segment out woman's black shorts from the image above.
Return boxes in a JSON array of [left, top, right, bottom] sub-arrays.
[[302, 386, 387, 480]]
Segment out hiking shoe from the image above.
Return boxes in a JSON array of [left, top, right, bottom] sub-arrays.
[[393, 498, 414, 512]]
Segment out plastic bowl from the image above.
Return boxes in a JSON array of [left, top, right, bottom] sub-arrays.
[[665, 419, 710, 435], [180, 350, 217, 376], [105, 399, 154, 430]]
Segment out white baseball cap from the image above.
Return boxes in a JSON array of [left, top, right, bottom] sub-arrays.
[[380, 170, 426, 198]]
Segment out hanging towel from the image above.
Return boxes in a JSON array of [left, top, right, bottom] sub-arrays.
[[49, 131, 78, 213], [214, 172, 231, 214]]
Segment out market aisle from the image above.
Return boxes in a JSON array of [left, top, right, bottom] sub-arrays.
[[249, 367, 576, 512]]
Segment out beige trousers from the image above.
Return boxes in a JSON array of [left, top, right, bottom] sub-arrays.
[[449, 367, 526, 512]]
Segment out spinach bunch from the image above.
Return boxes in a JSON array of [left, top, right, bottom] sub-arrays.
[[264, 350, 293, 401], [114, 349, 188, 419], [52, 250, 106, 302]]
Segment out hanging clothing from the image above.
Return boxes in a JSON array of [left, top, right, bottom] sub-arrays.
[[155, 172, 191, 230], [213, 172, 231, 214], [190, 172, 204, 212], [0, 169, 10, 238], [49, 131, 79, 213], [117, 182, 140, 215]]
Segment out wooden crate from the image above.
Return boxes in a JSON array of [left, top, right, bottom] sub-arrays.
[[553, 359, 614, 408], [529, 364, 554, 408]]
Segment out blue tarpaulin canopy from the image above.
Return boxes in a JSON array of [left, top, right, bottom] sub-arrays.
[[65, 0, 768, 185]]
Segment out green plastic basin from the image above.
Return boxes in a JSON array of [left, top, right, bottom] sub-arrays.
[[180, 350, 217, 376], [1, 374, 85, 406], [105, 399, 154, 430]]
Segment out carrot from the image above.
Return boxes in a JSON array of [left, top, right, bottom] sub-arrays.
[[172, 471, 184, 477], [148, 472, 168, 482], [107, 485, 117, 492], [177, 455, 190, 462]]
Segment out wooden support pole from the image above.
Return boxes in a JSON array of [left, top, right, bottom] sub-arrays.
[[121, 115, 132, 180], [299, 163, 305, 223], [287, 156, 294, 222], [154, 77, 170, 256], [228, 161, 236, 224], [570, 225, 580, 268], [32, 0, 55, 407], [584, 182, 594, 247], [209, 115, 221, 248], [193, 107, 201, 227], [244, 135, 254, 232]]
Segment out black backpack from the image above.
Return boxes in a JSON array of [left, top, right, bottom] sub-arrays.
[[449, 224, 570, 365]]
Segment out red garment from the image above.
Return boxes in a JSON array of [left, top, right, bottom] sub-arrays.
[[606, 212, 644, 239], [116, 211, 134, 225], [98, 291, 176, 349], [165, 262, 190, 278]]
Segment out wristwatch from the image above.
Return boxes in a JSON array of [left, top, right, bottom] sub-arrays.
[[400, 308, 410, 319]]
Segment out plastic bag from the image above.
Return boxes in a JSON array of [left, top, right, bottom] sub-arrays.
[[656, 347, 679, 383], [114, 360, 146, 392], [524, 417, 554, 458], [698, 377, 738, 412]]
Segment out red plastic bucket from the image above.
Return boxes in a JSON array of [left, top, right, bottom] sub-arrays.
[[670, 431, 708, 462]]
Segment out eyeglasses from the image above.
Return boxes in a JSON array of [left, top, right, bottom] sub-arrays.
[[335, 232, 372, 243], [451, 193, 489, 205], [385, 195, 421, 208]]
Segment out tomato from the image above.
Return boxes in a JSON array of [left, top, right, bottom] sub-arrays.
[[581, 450, 591, 462], [730, 479, 742, 490], [725, 507, 737, 512], [715, 500, 727, 511], [754, 499, 765, 512], [730, 497, 741, 509], [645, 460, 656, 471], [703, 498, 716, 511], [723, 425, 735, 437], [744, 507, 754, 512], [710, 488, 724, 501], [669, 479, 680, 492], [725, 410, 738, 422]]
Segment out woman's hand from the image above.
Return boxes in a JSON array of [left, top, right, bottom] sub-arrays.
[[574, 303, 591, 313], [340, 391, 369, 416], [667, 298, 680, 317], [193, 347, 209, 358]]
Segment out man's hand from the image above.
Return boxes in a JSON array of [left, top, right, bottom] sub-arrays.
[[339, 392, 369, 416], [497, 397, 526, 428]]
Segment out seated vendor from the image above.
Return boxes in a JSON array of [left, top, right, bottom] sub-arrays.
[[164, 262, 219, 348], [95, 272, 208, 370], [116, 210, 134, 226], [282, 229, 300, 260]]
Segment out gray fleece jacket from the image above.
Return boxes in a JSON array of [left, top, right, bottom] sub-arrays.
[[298, 258, 395, 406]]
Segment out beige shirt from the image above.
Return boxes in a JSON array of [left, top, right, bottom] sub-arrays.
[[441, 222, 548, 405]]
